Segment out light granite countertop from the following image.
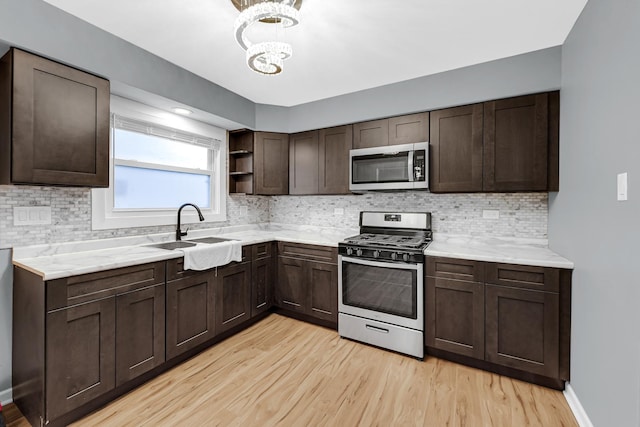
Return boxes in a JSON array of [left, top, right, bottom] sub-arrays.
[[12, 225, 573, 281], [425, 234, 574, 269], [12, 224, 359, 281]]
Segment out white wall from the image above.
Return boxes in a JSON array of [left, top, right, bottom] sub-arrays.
[[549, 0, 640, 425]]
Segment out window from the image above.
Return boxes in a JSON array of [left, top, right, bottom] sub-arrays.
[[92, 96, 227, 230]]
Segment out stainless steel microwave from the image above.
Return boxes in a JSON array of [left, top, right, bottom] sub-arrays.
[[349, 142, 429, 192]]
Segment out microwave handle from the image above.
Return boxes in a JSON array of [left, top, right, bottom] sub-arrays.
[[408, 151, 414, 182]]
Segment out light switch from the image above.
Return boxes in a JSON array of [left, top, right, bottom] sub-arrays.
[[13, 206, 52, 225], [617, 172, 628, 201], [482, 209, 500, 219], [334, 208, 344, 216]]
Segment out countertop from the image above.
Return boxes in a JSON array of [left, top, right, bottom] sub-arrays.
[[12, 224, 358, 281], [425, 235, 574, 269], [12, 224, 574, 281]]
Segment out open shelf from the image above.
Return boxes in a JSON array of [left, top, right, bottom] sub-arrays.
[[229, 130, 255, 194]]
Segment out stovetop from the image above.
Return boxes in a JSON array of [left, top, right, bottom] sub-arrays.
[[343, 233, 429, 249]]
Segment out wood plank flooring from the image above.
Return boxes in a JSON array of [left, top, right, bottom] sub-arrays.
[[6, 314, 577, 426]]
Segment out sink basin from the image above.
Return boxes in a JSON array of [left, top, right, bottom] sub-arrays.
[[148, 241, 197, 250], [186, 237, 236, 244]]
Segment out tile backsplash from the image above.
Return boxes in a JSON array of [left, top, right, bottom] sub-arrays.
[[269, 192, 548, 239], [0, 186, 269, 248], [0, 185, 547, 248]]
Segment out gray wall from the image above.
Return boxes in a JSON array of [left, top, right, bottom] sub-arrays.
[[549, 0, 640, 425], [0, 248, 12, 403]]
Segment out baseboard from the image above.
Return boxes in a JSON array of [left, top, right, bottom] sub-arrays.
[[564, 382, 594, 427], [0, 387, 12, 405]]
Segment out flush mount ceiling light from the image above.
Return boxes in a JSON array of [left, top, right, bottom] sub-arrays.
[[172, 107, 193, 115], [232, 0, 301, 76]]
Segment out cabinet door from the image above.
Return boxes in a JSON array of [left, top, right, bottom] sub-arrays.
[[276, 256, 307, 313], [388, 112, 429, 145], [308, 261, 338, 324], [429, 104, 483, 192], [8, 48, 110, 187], [115, 284, 165, 386], [318, 125, 352, 194], [425, 277, 484, 359], [46, 298, 115, 421], [254, 132, 289, 195], [166, 272, 216, 360], [289, 130, 319, 195], [252, 256, 274, 317], [485, 285, 559, 377], [483, 93, 549, 191], [215, 262, 252, 334], [353, 119, 389, 148]]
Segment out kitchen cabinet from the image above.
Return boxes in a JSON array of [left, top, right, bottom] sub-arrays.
[[425, 257, 485, 359], [429, 104, 484, 192], [115, 284, 165, 386], [0, 48, 110, 187], [353, 113, 428, 149], [429, 91, 560, 193], [251, 242, 275, 317], [254, 131, 289, 195], [228, 130, 254, 194], [289, 125, 353, 195], [425, 256, 571, 389], [13, 261, 165, 427], [276, 242, 338, 327], [215, 261, 252, 334], [166, 269, 216, 360]]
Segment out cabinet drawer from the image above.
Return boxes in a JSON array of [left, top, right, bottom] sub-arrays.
[[485, 263, 560, 293], [277, 242, 337, 263], [252, 241, 275, 260], [426, 256, 484, 282], [167, 245, 251, 281], [47, 262, 165, 311]]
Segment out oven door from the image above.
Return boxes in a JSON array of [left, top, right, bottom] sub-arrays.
[[338, 255, 423, 330]]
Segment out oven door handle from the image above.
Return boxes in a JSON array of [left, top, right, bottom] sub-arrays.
[[340, 255, 422, 271]]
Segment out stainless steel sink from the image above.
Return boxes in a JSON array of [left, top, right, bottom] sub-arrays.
[[186, 236, 235, 244], [148, 241, 197, 250]]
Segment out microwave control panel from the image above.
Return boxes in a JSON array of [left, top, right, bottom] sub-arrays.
[[414, 150, 426, 181]]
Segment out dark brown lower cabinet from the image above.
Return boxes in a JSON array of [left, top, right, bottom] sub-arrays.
[[425, 256, 571, 389], [485, 284, 559, 377], [251, 243, 275, 317], [46, 298, 116, 422], [426, 277, 484, 359], [215, 262, 252, 334], [166, 271, 216, 360], [115, 284, 165, 386], [276, 242, 338, 327]]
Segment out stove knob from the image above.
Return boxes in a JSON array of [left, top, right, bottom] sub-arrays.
[[402, 253, 410, 262], [391, 252, 398, 261], [346, 247, 353, 256], [373, 250, 380, 258], [356, 248, 363, 257]]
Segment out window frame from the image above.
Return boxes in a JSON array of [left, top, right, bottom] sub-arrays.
[[92, 96, 227, 230]]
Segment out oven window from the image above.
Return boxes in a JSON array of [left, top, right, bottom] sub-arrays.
[[352, 152, 410, 184], [342, 261, 417, 318]]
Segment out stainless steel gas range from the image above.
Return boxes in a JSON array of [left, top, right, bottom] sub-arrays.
[[338, 211, 432, 359]]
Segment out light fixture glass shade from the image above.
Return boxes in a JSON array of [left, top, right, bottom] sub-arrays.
[[233, 1, 300, 75]]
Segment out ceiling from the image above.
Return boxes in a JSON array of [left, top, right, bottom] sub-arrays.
[[41, 0, 587, 107]]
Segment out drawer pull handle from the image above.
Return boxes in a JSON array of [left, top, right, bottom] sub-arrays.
[[366, 324, 389, 334]]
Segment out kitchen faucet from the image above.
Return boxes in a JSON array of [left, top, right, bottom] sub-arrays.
[[176, 203, 205, 240]]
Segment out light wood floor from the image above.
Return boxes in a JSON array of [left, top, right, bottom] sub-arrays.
[[7, 314, 577, 426]]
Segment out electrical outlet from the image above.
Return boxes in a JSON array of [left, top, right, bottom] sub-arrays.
[[482, 209, 500, 220], [617, 172, 628, 201], [14, 206, 52, 225], [333, 208, 344, 216], [239, 206, 248, 216]]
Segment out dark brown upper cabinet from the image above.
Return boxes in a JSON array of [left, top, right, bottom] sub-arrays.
[[353, 113, 429, 149], [289, 125, 352, 195], [388, 112, 429, 145], [0, 48, 110, 187], [430, 91, 560, 193], [254, 131, 289, 195], [228, 130, 255, 194], [484, 93, 550, 192], [430, 104, 484, 192]]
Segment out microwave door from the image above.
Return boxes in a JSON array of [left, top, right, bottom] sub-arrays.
[[352, 151, 410, 184]]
